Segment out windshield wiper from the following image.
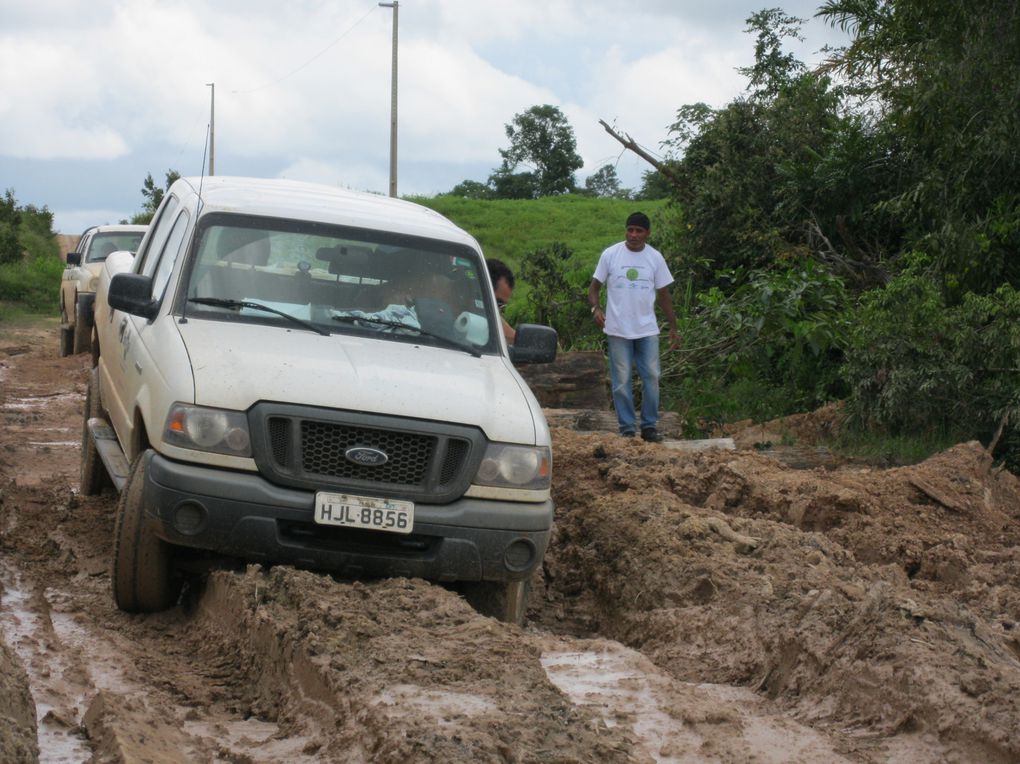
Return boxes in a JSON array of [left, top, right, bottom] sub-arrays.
[[188, 297, 329, 337], [331, 314, 481, 357]]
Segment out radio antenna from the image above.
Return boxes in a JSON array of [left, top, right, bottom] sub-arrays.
[[198, 120, 210, 211]]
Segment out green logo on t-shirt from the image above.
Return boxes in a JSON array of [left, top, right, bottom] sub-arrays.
[[626, 267, 639, 281]]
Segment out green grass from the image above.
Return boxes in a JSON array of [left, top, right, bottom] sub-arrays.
[[409, 194, 670, 272], [0, 254, 64, 317]]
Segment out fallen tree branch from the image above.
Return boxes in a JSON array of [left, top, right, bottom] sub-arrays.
[[987, 410, 1010, 455], [598, 119, 684, 192], [908, 476, 968, 514]]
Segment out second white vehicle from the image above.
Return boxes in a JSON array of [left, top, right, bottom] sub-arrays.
[[59, 224, 146, 356]]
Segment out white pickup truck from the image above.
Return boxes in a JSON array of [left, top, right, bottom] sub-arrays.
[[85, 176, 557, 623], [59, 224, 146, 356]]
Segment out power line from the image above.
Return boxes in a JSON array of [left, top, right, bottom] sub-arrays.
[[230, 4, 379, 95]]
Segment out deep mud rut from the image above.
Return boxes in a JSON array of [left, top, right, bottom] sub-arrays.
[[1, 319, 1018, 763]]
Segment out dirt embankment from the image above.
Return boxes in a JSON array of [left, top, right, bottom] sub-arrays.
[[0, 319, 1019, 762], [56, 235, 79, 263], [537, 433, 1020, 761]]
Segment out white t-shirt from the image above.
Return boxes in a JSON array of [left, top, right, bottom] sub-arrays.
[[592, 242, 674, 339]]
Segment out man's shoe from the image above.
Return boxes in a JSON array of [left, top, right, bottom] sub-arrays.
[[641, 428, 663, 443], [620, 431, 635, 438]]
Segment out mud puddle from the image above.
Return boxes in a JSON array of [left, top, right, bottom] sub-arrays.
[[0, 566, 91, 763], [541, 640, 849, 763]]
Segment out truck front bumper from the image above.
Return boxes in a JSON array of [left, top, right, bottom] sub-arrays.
[[142, 451, 552, 583]]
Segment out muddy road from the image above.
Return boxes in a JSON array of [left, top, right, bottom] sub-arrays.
[[1, 319, 1018, 763]]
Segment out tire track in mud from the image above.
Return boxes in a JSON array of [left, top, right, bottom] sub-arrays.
[[0, 321, 899, 762]]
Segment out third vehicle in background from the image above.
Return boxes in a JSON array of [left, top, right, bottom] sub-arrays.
[[60, 224, 147, 356]]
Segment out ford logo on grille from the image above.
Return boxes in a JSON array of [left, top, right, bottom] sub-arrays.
[[345, 446, 389, 467]]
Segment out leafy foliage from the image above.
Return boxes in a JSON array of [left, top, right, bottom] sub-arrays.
[[664, 260, 852, 425], [842, 262, 1020, 459], [488, 105, 583, 198], [818, 0, 1020, 295], [0, 189, 23, 265], [447, 180, 492, 200], [135, 169, 181, 224], [516, 242, 601, 349], [635, 170, 674, 200], [583, 165, 630, 199], [0, 189, 60, 313]]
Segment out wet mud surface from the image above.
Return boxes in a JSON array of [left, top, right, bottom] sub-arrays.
[[0, 319, 1018, 762]]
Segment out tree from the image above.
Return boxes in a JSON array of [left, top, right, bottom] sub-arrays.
[[635, 170, 674, 200], [139, 169, 182, 221], [738, 9, 806, 100], [446, 180, 492, 199], [490, 105, 583, 198], [489, 171, 539, 200], [0, 189, 21, 229], [0, 190, 23, 264], [583, 165, 629, 198], [819, 0, 1020, 295], [659, 10, 884, 286]]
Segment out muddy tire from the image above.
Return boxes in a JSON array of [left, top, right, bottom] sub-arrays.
[[90, 326, 100, 368], [112, 455, 182, 613], [463, 578, 531, 625], [59, 326, 73, 357], [80, 368, 112, 495], [72, 300, 91, 354]]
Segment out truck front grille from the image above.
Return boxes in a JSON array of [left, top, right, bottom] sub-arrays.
[[252, 404, 484, 504], [300, 421, 434, 484]]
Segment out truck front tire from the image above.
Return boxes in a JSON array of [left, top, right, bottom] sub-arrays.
[[73, 300, 91, 354], [59, 326, 73, 357], [463, 578, 531, 625], [112, 455, 182, 612]]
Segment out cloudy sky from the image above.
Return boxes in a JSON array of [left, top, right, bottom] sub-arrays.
[[1, 0, 847, 233]]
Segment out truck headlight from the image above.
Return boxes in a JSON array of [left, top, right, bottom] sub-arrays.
[[473, 444, 551, 490], [164, 403, 252, 457], [87, 275, 100, 291]]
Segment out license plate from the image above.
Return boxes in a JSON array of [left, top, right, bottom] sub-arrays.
[[314, 492, 414, 534]]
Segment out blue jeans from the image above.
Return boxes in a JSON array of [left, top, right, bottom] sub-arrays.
[[607, 335, 660, 434]]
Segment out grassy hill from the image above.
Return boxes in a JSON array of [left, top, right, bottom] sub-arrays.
[[409, 195, 669, 273]]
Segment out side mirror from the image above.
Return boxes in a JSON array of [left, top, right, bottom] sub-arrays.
[[509, 324, 558, 365], [66, 252, 82, 266], [108, 273, 158, 320]]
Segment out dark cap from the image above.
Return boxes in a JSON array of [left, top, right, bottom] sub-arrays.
[[626, 211, 651, 231]]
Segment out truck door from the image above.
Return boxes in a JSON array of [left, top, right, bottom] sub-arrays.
[[102, 195, 184, 454]]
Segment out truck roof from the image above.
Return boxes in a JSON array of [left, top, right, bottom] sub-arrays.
[[89, 224, 149, 234], [174, 176, 480, 250]]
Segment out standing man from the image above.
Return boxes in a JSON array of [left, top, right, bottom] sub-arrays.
[[589, 212, 679, 442], [487, 258, 516, 344]]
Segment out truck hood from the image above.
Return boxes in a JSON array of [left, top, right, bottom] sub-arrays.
[[177, 320, 539, 444]]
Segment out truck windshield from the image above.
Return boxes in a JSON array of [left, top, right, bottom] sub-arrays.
[[182, 216, 498, 354], [85, 232, 145, 263]]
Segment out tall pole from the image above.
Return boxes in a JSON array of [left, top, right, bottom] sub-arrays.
[[379, 2, 398, 197], [206, 82, 215, 176]]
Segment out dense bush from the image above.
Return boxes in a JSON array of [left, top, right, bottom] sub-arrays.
[[0, 254, 64, 313], [514, 242, 601, 350], [0, 189, 60, 314], [664, 260, 851, 426], [842, 262, 1020, 453]]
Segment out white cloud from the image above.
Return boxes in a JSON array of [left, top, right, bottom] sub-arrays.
[[3, 0, 850, 221], [52, 208, 134, 233], [400, 39, 557, 162], [276, 157, 386, 193]]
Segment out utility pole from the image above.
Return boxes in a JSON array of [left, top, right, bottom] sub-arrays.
[[379, 1, 398, 197], [206, 82, 215, 176]]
